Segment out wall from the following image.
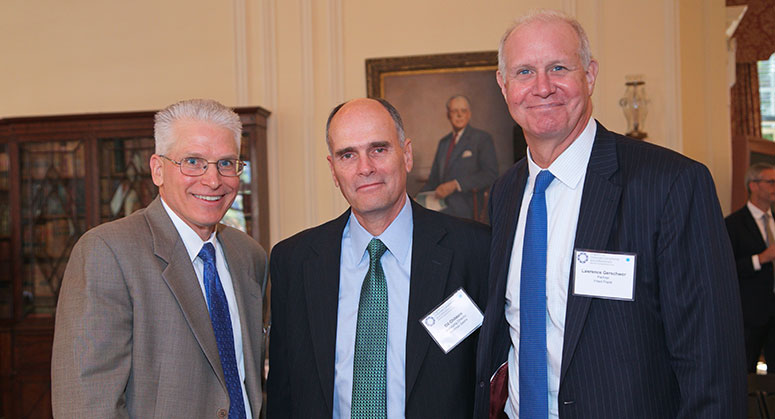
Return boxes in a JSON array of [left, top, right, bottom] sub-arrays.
[[0, 0, 733, 245]]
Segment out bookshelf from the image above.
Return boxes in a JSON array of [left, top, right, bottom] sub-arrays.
[[0, 107, 270, 418]]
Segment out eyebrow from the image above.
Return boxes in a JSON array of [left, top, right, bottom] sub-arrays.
[[333, 141, 392, 157]]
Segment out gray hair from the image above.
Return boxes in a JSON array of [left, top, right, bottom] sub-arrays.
[[446, 95, 471, 111], [325, 98, 406, 154], [498, 9, 592, 83], [154, 99, 242, 155], [746, 162, 775, 194]]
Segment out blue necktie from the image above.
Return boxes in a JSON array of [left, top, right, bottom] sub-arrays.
[[199, 243, 246, 419], [352, 238, 389, 419], [520, 170, 554, 418]]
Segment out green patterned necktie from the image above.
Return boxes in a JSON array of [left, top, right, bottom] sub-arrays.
[[351, 238, 389, 419]]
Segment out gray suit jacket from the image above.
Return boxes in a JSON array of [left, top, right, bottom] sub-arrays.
[[422, 125, 498, 219], [52, 197, 267, 418]]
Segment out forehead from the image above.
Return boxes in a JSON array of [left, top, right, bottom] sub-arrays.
[[448, 97, 470, 110], [170, 119, 238, 154], [329, 102, 400, 150], [760, 168, 775, 178], [504, 19, 581, 65]]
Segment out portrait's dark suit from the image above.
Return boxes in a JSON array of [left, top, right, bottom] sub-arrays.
[[266, 200, 490, 419], [474, 122, 746, 418], [725, 205, 775, 371], [52, 197, 267, 418], [422, 126, 498, 219]]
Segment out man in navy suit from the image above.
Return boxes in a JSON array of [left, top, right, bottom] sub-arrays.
[[726, 163, 775, 373], [421, 95, 498, 219], [474, 9, 746, 418], [267, 98, 490, 418]]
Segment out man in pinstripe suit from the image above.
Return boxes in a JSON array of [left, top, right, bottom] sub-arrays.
[[474, 10, 746, 418]]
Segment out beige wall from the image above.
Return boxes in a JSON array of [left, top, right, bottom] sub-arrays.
[[1, 0, 733, 245]]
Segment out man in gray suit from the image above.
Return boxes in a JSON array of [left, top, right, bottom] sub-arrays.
[[52, 99, 267, 418], [421, 95, 498, 219]]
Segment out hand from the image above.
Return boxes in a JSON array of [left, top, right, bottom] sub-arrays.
[[760, 245, 775, 264], [434, 181, 459, 199]]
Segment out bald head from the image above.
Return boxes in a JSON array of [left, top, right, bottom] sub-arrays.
[[326, 98, 406, 154]]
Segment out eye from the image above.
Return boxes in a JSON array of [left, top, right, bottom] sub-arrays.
[[182, 157, 201, 166], [373, 147, 387, 154], [550, 65, 568, 72], [340, 152, 354, 160], [517, 68, 531, 75], [217, 159, 235, 168]]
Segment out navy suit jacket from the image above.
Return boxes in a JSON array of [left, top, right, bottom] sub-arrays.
[[422, 125, 498, 219], [267, 201, 490, 418], [474, 122, 746, 418], [725, 205, 775, 327]]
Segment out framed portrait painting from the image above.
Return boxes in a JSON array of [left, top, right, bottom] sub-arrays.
[[366, 51, 524, 213]]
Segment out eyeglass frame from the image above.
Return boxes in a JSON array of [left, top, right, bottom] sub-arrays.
[[158, 154, 246, 177]]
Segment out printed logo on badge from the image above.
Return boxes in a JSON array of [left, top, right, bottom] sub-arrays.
[[424, 317, 435, 327], [577, 252, 588, 264]]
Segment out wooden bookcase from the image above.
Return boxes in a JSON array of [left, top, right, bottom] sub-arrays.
[[0, 107, 270, 418]]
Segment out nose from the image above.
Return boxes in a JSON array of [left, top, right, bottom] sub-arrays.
[[534, 72, 555, 98], [200, 163, 223, 189], [357, 155, 376, 176]]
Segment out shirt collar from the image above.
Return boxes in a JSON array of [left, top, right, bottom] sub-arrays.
[[346, 195, 413, 265], [160, 197, 217, 262], [747, 200, 772, 219], [526, 118, 596, 190]]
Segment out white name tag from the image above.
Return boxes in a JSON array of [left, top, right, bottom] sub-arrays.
[[573, 249, 636, 301], [420, 288, 483, 354]]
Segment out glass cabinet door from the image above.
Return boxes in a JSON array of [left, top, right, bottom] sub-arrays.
[[98, 137, 157, 223], [0, 144, 10, 319], [20, 140, 86, 317]]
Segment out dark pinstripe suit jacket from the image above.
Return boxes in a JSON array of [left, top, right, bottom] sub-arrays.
[[725, 205, 775, 327], [474, 122, 746, 418]]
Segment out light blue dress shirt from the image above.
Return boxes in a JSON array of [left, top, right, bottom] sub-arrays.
[[333, 197, 413, 419]]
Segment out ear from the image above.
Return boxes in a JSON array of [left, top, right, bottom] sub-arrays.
[[150, 154, 164, 187], [403, 138, 414, 173], [327, 155, 339, 188], [585, 59, 599, 95], [496, 71, 508, 102]]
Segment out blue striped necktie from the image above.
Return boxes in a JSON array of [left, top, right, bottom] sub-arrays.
[[351, 238, 389, 419], [199, 243, 246, 419], [520, 170, 554, 418]]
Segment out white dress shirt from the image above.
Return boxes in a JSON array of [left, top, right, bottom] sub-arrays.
[[747, 200, 775, 271], [504, 118, 596, 418], [161, 199, 252, 418]]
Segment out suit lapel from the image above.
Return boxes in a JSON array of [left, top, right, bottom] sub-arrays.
[[219, 226, 264, 408], [405, 202, 453, 398], [560, 123, 622, 383], [145, 198, 227, 392], [448, 129, 472, 165], [304, 211, 349, 413]]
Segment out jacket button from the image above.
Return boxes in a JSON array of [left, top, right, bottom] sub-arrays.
[[217, 409, 228, 418], [479, 381, 485, 388]]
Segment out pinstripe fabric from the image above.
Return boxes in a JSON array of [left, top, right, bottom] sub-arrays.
[[474, 122, 747, 418]]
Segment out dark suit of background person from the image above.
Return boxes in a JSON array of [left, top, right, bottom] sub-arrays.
[[266, 98, 490, 419], [52, 99, 267, 418], [421, 96, 498, 219], [725, 163, 775, 373], [474, 11, 745, 419]]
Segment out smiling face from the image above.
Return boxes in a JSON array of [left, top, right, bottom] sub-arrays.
[[326, 99, 413, 231], [497, 18, 598, 148], [447, 96, 471, 132], [150, 119, 240, 240]]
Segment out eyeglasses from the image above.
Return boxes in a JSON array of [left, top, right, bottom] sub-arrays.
[[753, 179, 775, 185], [158, 155, 245, 177]]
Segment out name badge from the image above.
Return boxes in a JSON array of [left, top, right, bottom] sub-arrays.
[[573, 249, 636, 301], [420, 288, 483, 354]]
